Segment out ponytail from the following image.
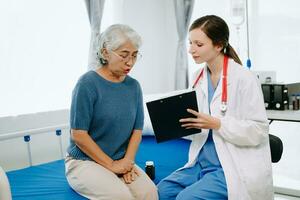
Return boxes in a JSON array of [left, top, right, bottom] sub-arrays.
[[224, 43, 242, 65]]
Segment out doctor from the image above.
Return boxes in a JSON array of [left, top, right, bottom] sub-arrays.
[[157, 15, 273, 200]]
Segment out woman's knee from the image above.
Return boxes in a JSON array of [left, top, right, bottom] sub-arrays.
[[108, 190, 134, 200], [135, 181, 158, 200], [132, 177, 158, 200]]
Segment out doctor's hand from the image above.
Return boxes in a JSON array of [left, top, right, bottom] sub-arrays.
[[179, 109, 221, 130]]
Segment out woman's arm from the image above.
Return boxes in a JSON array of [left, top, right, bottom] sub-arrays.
[[122, 129, 142, 184], [124, 82, 143, 161], [124, 129, 142, 162], [71, 129, 132, 174]]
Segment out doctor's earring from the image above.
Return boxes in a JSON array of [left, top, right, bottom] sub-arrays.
[[223, 47, 227, 54]]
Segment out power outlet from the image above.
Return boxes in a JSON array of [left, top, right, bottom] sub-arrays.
[[252, 71, 277, 83]]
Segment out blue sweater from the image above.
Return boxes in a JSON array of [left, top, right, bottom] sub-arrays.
[[67, 70, 144, 161]]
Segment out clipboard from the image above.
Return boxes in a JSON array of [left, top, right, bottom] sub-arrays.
[[146, 90, 201, 143]]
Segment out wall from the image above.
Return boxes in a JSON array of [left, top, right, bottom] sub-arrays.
[[250, 0, 300, 83], [122, 0, 178, 94]]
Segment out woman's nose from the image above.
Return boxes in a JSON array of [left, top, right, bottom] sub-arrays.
[[125, 58, 134, 66]]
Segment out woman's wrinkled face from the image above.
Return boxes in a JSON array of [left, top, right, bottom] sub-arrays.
[[104, 40, 139, 76], [188, 28, 221, 64]]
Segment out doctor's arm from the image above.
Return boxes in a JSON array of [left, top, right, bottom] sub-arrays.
[[181, 74, 269, 147]]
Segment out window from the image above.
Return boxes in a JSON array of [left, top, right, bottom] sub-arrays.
[[0, 1, 90, 117]]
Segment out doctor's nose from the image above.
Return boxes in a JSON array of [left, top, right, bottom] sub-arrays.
[[189, 46, 195, 55]]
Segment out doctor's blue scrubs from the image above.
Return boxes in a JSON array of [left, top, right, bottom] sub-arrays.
[[157, 72, 228, 200]]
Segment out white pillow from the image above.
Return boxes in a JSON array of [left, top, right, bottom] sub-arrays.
[[142, 93, 164, 136]]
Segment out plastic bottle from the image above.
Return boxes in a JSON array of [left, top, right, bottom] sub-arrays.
[[145, 161, 155, 180]]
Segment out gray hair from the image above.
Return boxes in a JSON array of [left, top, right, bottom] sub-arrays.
[[97, 24, 142, 66]]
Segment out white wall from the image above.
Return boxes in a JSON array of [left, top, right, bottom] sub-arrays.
[[122, 0, 178, 94], [250, 0, 300, 83]]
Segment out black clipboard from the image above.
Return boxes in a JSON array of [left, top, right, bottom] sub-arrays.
[[146, 90, 201, 143]]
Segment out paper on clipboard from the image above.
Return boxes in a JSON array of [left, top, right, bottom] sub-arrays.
[[146, 90, 201, 143]]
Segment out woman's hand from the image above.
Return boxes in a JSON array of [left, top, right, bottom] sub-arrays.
[[122, 166, 140, 184], [110, 158, 134, 174], [179, 109, 221, 130]]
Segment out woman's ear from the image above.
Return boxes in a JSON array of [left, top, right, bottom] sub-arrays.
[[101, 48, 110, 60], [215, 43, 223, 52]]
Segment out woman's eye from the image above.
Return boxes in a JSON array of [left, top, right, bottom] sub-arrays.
[[197, 44, 203, 47], [120, 54, 128, 58]]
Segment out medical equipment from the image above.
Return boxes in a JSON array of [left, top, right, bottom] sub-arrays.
[[262, 83, 289, 110], [192, 56, 229, 114], [230, 0, 245, 55]]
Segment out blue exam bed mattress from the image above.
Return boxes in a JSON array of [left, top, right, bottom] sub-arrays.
[[7, 136, 190, 200]]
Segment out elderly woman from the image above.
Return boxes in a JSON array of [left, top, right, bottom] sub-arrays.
[[65, 24, 158, 200]]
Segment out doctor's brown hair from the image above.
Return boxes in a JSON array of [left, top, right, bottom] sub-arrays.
[[189, 15, 242, 65]]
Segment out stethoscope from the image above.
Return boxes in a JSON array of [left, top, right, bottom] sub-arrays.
[[192, 56, 229, 115]]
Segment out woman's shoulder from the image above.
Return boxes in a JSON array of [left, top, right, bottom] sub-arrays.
[[229, 59, 260, 89], [229, 59, 257, 81], [79, 70, 96, 80], [76, 70, 99, 85], [126, 75, 141, 87]]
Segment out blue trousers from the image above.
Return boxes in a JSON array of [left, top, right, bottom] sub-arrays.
[[157, 164, 227, 200]]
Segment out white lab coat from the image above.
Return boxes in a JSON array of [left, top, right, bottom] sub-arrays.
[[183, 59, 274, 200]]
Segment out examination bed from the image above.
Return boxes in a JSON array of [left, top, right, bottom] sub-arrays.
[[7, 135, 190, 200]]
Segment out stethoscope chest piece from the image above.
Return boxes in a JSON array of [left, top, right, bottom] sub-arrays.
[[193, 56, 229, 115], [220, 102, 227, 115]]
